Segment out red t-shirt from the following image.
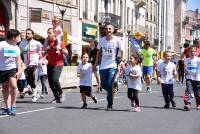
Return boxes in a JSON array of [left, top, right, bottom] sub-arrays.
[[183, 48, 190, 58], [47, 40, 66, 66]]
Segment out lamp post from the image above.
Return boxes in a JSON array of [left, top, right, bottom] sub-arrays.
[[56, 0, 68, 29], [127, 30, 131, 59]]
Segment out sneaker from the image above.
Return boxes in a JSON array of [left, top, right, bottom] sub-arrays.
[[107, 107, 112, 111], [32, 94, 40, 102], [184, 105, 191, 111], [191, 93, 194, 98], [92, 94, 98, 103], [107, 105, 113, 111], [134, 107, 141, 112], [51, 98, 57, 104], [1, 108, 11, 115], [60, 93, 66, 103], [19, 93, 25, 98], [10, 106, 16, 116], [81, 103, 87, 109], [196, 105, 200, 110], [164, 104, 170, 108], [146, 87, 152, 93], [131, 101, 135, 107], [171, 101, 176, 108], [40, 94, 45, 99], [99, 87, 102, 92]]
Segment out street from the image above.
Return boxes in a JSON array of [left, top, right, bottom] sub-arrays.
[[0, 83, 199, 134]]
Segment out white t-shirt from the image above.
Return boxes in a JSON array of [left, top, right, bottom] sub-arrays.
[[77, 63, 93, 87], [98, 36, 122, 70], [38, 58, 48, 76], [19, 39, 42, 66], [0, 41, 20, 71], [157, 61, 176, 84], [184, 56, 200, 81], [126, 65, 142, 91]]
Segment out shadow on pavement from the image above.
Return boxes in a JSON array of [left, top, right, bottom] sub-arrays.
[[140, 105, 185, 111]]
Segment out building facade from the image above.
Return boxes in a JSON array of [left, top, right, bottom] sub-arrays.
[[145, 0, 158, 46], [185, 10, 200, 44], [158, 0, 174, 51], [174, 0, 187, 53]]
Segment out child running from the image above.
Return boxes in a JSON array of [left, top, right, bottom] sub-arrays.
[[184, 46, 200, 111], [38, 51, 48, 98], [157, 51, 177, 108], [121, 55, 142, 112], [17, 61, 32, 98], [77, 53, 98, 109]]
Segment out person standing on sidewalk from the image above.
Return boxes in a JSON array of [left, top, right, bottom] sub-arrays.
[[157, 51, 177, 108], [183, 46, 200, 111], [43, 28, 68, 103], [93, 23, 123, 111], [139, 40, 157, 93], [19, 29, 43, 102], [77, 53, 98, 109], [0, 29, 22, 115]]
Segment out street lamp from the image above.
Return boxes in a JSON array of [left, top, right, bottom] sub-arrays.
[[56, 0, 70, 29], [127, 30, 131, 59]]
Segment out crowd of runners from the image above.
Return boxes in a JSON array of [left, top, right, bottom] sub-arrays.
[[0, 17, 200, 116]]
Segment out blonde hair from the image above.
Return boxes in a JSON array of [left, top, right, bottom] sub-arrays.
[[163, 51, 171, 56], [52, 16, 61, 25]]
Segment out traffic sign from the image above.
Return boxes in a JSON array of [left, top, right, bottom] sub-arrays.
[[134, 32, 142, 40]]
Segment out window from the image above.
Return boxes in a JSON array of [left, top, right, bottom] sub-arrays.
[[127, 7, 130, 24], [113, 0, 115, 14], [29, 8, 42, 22]]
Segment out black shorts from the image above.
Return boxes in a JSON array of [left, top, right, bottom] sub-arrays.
[[17, 79, 27, 92], [79, 86, 92, 96], [0, 68, 17, 83]]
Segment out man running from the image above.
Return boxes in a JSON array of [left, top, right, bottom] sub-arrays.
[[19, 29, 43, 102], [93, 23, 123, 111], [140, 40, 157, 93]]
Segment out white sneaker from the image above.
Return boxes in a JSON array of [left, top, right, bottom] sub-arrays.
[[60, 93, 66, 103], [134, 107, 141, 112], [32, 94, 40, 102], [40, 94, 45, 99], [191, 93, 194, 98]]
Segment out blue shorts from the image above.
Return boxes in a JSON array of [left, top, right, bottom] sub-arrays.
[[143, 66, 153, 76]]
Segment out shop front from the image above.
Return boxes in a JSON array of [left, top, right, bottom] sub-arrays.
[[82, 22, 98, 54]]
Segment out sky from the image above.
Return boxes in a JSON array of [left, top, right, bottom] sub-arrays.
[[187, 0, 200, 10]]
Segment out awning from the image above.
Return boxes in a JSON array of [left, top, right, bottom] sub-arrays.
[[68, 35, 90, 46], [34, 31, 89, 46]]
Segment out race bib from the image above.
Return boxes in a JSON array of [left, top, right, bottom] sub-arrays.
[[102, 47, 114, 56], [3, 47, 17, 57]]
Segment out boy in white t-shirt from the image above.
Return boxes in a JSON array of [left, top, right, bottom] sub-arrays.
[[184, 46, 200, 111], [77, 53, 97, 109], [157, 51, 177, 108]]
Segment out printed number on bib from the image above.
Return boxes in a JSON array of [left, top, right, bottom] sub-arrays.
[[3, 48, 17, 57], [103, 47, 114, 56]]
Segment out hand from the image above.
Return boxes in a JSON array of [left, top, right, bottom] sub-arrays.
[[14, 72, 20, 80], [56, 45, 62, 51], [92, 64, 97, 72], [157, 78, 161, 85]]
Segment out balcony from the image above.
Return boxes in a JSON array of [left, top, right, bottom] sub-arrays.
[[134, 0, 147, 8], [99, 12, 121, 28]]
